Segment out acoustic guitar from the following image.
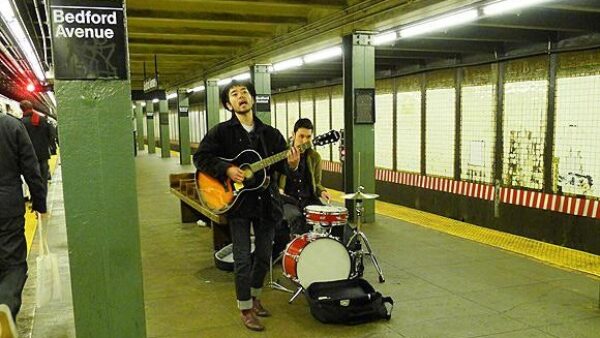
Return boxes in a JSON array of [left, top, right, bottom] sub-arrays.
[[195, 130, 341, 214]]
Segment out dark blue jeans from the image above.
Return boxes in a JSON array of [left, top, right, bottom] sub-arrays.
[[228, 216, 275, 309], [0, 216, 28, 319]]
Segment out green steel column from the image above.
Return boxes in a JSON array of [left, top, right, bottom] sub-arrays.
[[53, 7, 146, 336], [177, 89, 191, 165], [342, 32, 376, 222], [159, 99, 170, 158], [205, 78, 220, 129], [251, 64, 272, 125], [146, 99, 156, 154], [135, 101, 144, 151]]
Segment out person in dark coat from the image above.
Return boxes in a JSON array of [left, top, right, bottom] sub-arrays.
[[0, 112, 47, 334], [20, 100, 54, 187], [194, 80, 299, 331]]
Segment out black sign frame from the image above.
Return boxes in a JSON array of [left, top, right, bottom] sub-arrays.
[[50, 0, 128, 80], [354, 88, 376, 124]]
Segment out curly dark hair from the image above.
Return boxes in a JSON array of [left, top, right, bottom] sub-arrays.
[[220, 80, 256, 112]]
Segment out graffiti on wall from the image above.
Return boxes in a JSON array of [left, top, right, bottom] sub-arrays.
[[506, 130, 544, 189]]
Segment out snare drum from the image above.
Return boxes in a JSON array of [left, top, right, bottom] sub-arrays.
[[282, 234, 351, 289], [304, 205, 348, 227]]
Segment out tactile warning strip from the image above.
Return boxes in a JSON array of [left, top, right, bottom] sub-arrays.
[[329, 190, 600, 278], [25, 152, 60, 255]]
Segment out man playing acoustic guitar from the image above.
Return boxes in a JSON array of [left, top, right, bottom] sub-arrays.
[[194, 80, 299, 331]]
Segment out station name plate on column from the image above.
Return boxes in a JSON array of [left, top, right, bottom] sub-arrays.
[[255, 94, 271, 112], [50, 0, 127, 80]]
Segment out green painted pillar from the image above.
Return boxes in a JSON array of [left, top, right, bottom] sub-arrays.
[[50, 2, 146, 337], [135, 101, 144, 151], [342, 32, 376, 222], [146, 99, 156, 154], [251, 64, 272, 125], [177, 89, 191, 165], [158, 99, 170, 158], [205, 78, 220, 129]]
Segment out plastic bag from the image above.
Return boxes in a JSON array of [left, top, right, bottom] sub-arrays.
[[35, 214, 62, 307]]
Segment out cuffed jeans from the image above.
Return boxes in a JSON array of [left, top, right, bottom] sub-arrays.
[[0, 216, 28, 319], [228, 216, 275, 310]]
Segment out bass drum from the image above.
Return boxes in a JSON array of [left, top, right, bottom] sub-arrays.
[[282, 234, 351, 289]]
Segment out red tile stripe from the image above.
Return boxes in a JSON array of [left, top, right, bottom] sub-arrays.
[[320, 161, 599, 219]]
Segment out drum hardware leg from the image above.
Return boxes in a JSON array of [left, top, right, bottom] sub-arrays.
[[268, 251, 293, 293], [348, 198, 385, 283], [288, 287, 304, 304], [356, 230, 385, 283]]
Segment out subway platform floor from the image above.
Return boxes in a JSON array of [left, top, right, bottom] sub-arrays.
[[18, 150, 600, 337]]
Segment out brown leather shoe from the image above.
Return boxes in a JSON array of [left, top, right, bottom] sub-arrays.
[[252, 299, 271, 317], [240, 310, 264, 331]]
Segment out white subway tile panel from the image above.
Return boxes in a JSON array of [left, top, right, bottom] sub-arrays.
[[460, 85, 495, 183], [426, 88, 455, 177], [503, 80, 547, 189], [555, 75, 600, 198], [375, 93, 394, 169]]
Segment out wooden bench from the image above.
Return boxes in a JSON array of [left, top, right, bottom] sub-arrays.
[[169, 173, 231, 251]]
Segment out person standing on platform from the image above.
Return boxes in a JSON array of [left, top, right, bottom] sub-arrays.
[[278, 118, 331, 236], [0, 112, 47, 337], [194, 80, 299, 331], [20, 100, 54, 186]]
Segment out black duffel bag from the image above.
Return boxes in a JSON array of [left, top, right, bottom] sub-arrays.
[[305, 278, 393, 325]]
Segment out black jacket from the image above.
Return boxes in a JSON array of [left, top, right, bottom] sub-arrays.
[[193, 115, 290, 220], [22, 112, 54, 161], [0, 114, 47, 217]]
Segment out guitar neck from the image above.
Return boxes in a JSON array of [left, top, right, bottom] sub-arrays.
[[249, 143, 311, 172]]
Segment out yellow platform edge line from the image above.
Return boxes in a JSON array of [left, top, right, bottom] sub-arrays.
[[154, 149, 600, 279], [329, 189, 600, 279], [25, 151, 59, 256]]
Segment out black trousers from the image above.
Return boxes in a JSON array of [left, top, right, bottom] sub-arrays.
[[228, 216, 275, 309], [39, 160, 49, 186], [0, 216, 28, 319]]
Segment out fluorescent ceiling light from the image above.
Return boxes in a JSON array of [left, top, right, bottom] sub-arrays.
[[303, 46, 342, 63], [47, 91, 56, 107], [152, 98, 159, 103], [166, 93, 177, 100], [483, 0, 552, 16], [187, 85, 205, 93], [232, 72, 251, 81], [141, 102, 146, 107], [217, 78, 232, 86], [373, 32, 398, 45], [399, 9, 478, 38], [273, 57, 303, 72], [0, 0, 45, 81]]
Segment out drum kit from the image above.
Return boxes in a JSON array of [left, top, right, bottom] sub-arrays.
[[268, 186, 385, 303]]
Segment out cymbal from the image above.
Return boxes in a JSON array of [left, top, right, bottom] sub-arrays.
[[342, 191, 379, 200]]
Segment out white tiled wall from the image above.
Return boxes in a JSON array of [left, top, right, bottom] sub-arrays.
[[555, 75, 600, 197], [331, 95, 344, 163], [300, 95, 313, 120], [275, 100, 287, 137], [315, 97, 331, 161], [143, 114, 148, 139], [375, 93, 394, 169], [396, 91, 421, 173], [503, 80, 547, 189], [219, 106, 229, 123], [425, 88, 455, 177], [169, 111, 178, 142], [287, 98, 300, 140], [460, 85, 495, 183]]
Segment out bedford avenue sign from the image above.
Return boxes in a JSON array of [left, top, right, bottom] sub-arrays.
[[50, 0, 127, 80]]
